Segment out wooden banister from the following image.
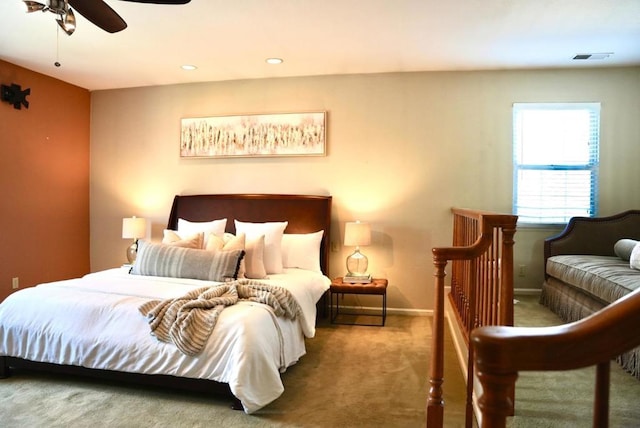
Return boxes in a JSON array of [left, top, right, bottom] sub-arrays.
[[427, 209, 517, 428], [471, 287, 640, 428]]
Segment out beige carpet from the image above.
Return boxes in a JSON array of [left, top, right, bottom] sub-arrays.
[[507, 295, 640, 428], [1, 297, 638, 427], [0, 314, 466, 428]]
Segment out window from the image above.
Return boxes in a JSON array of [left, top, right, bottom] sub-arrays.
[[513, 103, 600, 224]]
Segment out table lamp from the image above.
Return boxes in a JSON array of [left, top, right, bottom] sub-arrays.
[[344, 221, 371, 277], [122, 216, 147, 263]]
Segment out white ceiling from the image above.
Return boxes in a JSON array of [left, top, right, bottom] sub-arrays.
[[1, 0, 639, 91]]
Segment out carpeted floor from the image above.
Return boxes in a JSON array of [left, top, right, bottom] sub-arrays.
[[0, 314, 464, 428], [507, 294, 640, 428], [0, 296, 638, 427]]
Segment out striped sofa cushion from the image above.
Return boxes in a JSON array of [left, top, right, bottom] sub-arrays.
[[546, 255, 640, 305]]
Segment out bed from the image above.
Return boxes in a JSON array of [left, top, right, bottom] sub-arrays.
[[0, 193, 332, 413]]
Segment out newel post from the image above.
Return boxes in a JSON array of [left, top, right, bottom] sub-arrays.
[[475, 369, 518, 428], [426, 256, 447, 427]]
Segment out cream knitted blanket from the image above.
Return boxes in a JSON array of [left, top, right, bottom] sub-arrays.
[[138, 279, 301, 356]]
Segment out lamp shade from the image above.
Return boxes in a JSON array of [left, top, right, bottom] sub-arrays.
[[344, 221, 371, 247], [122, 216, 147, 239]]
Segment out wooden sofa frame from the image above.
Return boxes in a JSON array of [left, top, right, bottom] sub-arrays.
[[544, 210, 640, 276]]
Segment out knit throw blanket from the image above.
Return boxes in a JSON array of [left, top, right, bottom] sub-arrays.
[[138, 279, 301, 356]]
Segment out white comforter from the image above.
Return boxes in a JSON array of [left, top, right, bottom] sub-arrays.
[[0, 268, 330, 413]]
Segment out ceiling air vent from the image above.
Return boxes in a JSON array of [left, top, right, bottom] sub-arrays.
[[573, 53, 613, 60]]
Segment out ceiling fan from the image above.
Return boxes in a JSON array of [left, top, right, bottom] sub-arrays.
[[22, 0, 191, 35]]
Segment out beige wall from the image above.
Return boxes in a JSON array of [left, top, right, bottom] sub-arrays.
[[0, 60, 90, 301], [90, 67, 640, 310]]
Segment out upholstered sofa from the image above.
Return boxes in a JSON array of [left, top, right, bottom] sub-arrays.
[[540, 210, 640, 379]]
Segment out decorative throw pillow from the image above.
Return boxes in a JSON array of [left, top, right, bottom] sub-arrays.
[[234, 220, 288, 274], [243, 235, 267, 279], [630, 242, 640, 271], [162, 230, 204, 249], [281, 230, 324, 272], [177, 218, 227, 248], [206, 232, 245, 252], [132, 240, 244, 282], [205, 232, 267, 279], [614, 239, 639, 261], [206, 232, 247, 278]]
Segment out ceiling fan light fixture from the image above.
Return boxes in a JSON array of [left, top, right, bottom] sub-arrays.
[[22, 0, 189, 35], [46, 0, 67, 15], [56, 7, 76, 36], [23, 1, 46, 13]]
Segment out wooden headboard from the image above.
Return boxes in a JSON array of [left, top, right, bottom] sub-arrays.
[[167, 194, 332, 274]]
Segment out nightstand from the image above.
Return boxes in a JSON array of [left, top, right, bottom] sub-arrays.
[[330, 277, 388, 326]]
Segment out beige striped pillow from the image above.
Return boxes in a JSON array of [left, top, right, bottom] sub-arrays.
[[132, 240, 244, 282]]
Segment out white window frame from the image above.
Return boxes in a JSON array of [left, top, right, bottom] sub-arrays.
[[512, 102, 600, 225]]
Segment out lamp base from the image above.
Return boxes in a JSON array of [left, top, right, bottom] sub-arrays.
[[126, 240, 138, 264], [346, 248, 368, 277]]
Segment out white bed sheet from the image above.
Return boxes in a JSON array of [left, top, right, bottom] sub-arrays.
[[0, 268, 330, 413]]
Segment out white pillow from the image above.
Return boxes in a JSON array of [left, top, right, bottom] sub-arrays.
[[177, 218, 227, 248], [281, 230, 324, 272], [234, 220, 288, 274], [630, 242, 640, 271]]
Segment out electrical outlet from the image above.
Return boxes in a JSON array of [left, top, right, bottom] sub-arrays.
[[330, 241, 339, 252], [518, 265, 527, 277], [12, 277, 19, 289]]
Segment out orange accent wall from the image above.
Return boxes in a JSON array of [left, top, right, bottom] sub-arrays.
[[0, 60, 90, 302]]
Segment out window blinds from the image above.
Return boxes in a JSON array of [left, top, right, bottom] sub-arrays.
[[513, 103, 600, 224]]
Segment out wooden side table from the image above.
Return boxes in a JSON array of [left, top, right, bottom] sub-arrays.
[[330, 277, 388, 326]]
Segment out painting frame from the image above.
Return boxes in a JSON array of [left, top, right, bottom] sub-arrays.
[[180, 111, 327, 158]]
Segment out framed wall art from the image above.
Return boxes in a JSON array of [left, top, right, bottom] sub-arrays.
[[180, 111, 326, 158]]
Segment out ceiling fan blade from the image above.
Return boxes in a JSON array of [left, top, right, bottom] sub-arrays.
[[118, 1, 191, 4], [68, 0, 127, 33]]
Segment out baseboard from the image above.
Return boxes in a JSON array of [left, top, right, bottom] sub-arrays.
[[514, 288, 542, 296], [337, 288, 540, 317], [336, 305, 431, 316]]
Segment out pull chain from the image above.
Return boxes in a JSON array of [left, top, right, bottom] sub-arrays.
[[55, 24, 61, 67]]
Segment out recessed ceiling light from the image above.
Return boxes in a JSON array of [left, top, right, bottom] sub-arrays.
[[265, 58, 283, 65], [181, 64, 197, 70]]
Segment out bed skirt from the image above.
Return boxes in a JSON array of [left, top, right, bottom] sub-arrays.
[[541, 279, 640, 380]]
